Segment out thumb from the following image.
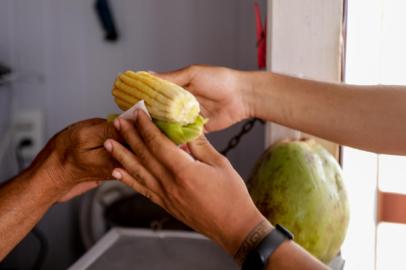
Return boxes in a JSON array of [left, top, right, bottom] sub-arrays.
[[155, 65, 196, 86], [188, 135, 225, 166]]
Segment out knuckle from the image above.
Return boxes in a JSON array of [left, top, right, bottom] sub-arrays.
[[76, 129, 89, 144], [214, 154, 229, 167], [127, 180, 139, 191], [165, 185, 181, 202], [142, 136, 162, 156], [104, 122, 118, 140], [176, 178, 191, 192], [134, 148, 148, 162], [125, 132, 143, 153], [129, 167, 143, 183], [125, 178, 144, 194], [120, 118, 132, 131], [120, 121, 134, 139], [195, 136, 209, 147], [172, 169, 195, 192], [112, 146, 131, 165], [110, 143, 122, 157], [144, 130, 159, 145], [143, 190, 153, 200], [172, 162, 192, 179], [70, 125, 95, 146], [148, 143, 161, 156], [65, 129, 82, 150], [126, 138, 145, 155]]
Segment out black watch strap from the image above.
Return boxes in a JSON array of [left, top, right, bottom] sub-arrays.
[[242, 224, 294, 270]]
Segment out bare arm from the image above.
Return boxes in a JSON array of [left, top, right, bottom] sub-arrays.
[[247, 71, 406, 155], [0, 167, 61, 260], [159, 65, 406, 155], [0, 119, 119, 260]]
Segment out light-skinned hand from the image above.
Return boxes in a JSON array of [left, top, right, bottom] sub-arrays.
[[104, 111, 266, 255], [157, 65, 255, 132]]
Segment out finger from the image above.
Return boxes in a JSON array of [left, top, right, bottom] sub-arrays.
[[104, 139, 163, 193], [78, 121, 122, 150], [135, 111, 193, 173], [113, 168, 163, 206], [187, 135, 225, 166], [155, 66, 196, 86], [113, 118, 172, 181]]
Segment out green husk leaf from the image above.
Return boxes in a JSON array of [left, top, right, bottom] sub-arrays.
[[154, 115, 207, 145]]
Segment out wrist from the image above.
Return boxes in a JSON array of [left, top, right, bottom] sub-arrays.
[[233, 219, 274, 265], [236, 70, 258, 119], [217, 208, 272, 258], [14, 164, 63, 206], [237, 70, 267, 120], [27, 153, 73, 202]]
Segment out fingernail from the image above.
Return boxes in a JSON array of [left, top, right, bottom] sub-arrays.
[[104, 140, 113, 152], [112, 169, 122, 180], [113, 118, 121, 130], [133, 110, 138, 119]]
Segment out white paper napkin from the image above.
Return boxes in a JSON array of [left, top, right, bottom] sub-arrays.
[[119, 100, 151, 120]]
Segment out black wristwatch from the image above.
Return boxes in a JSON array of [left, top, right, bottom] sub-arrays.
[[241, 224, 294, 270]]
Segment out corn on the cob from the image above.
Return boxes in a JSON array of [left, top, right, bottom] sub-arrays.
[[113, 70, 200, 125], [112, 70, 207, 144]]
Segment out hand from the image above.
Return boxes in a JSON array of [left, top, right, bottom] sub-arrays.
[[104, 111, 265, 255], [157, 65, 254, 132], [28, 118, 121, 202]]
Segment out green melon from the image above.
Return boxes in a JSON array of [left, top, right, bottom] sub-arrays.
[[248, 139, 349, 263]]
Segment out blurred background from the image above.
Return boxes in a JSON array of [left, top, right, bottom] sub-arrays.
[[0, 0, 265, 269], [2, 0, 406, 270]]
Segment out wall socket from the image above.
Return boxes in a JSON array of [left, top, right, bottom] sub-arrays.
[[12, 110, 44, 162]]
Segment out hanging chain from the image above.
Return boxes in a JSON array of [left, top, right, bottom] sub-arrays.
[[220, 118, 266, 156]]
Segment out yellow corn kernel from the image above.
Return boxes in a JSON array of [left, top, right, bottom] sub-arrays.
[[112, 71, 200, 125]]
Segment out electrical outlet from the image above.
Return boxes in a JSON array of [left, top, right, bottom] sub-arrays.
[[12, 110, 44, 162]]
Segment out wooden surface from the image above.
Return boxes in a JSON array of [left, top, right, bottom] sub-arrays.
[[266, 0, 344, 158], [377, 191, 406, 224]]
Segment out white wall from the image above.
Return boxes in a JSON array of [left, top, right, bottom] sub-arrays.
[[8, 0, 259, 137], [0, 0, 16, 181], [0, 0, 265, 269]]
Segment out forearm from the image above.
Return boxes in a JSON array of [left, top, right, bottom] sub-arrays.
[[0, 169, 60, 260], [245, 71, 406, 155], [0, 118, 119, 260]]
